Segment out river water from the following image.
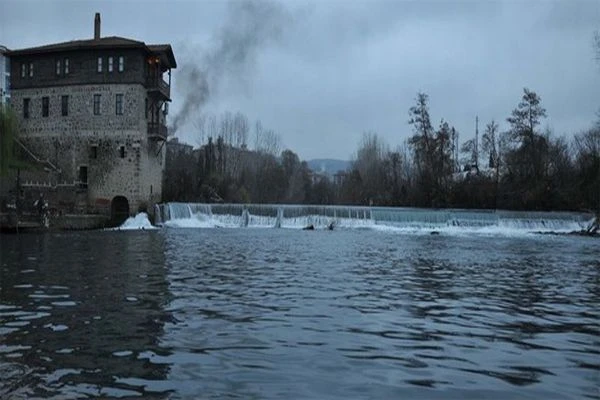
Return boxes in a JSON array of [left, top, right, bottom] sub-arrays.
[[1, 227, 599, 399]]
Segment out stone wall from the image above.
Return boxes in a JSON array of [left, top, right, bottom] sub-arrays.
[[10, 83, 165, 215]]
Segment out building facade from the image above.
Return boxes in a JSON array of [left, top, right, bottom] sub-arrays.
[[7, 14, 176, 221], [0, 45, 10, 105]]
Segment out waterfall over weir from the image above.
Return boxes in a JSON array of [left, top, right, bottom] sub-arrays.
[[154, 203, 594, 235]]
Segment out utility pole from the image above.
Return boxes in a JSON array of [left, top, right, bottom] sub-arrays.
[[475, 116, 479, 170]]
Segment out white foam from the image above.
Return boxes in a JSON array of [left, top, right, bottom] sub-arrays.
[[116, 212, 157, 230], [154, 203, 594, 236], [156, 214, 558, 237], [164, 214, 216, 228]]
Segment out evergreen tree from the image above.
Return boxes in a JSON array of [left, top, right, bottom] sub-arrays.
[[501, 88, 552, 208], [507, 88, 546, 144]]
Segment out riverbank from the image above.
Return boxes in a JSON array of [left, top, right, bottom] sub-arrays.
[[0, 212, 110, 233]]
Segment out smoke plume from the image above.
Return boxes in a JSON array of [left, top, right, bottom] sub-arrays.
[[170, 0, 291, 135]]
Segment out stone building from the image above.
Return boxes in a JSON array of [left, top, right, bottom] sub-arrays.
[[6, 13, 176, 222], [0, 45, 10, 105], [167, 137, 194, 156]]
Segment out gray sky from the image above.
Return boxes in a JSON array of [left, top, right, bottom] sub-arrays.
[[1, 0, 599, 160]]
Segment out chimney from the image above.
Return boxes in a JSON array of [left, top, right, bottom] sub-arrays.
[[94, 13, 101, 40]]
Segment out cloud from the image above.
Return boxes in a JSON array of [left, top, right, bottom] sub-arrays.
[[2, 0, 598, 159]]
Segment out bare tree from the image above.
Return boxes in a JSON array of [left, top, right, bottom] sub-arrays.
[[223, 111, 249, 179], [220, 111, 234, 145], [351, 131, 388, 204], [262, 129, 282, 156], [208, 113, 218, 140], [481, 120, 499, 169], [253, 120, 263, 151], [234, 112, 249, 148], [451, 127, 459, 172], [573, 127, 600, 213], [193, 114, 207, 147], [254, 120, 281, 156]]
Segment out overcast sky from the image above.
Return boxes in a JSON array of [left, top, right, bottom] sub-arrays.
[[1, 0, 599, 160]]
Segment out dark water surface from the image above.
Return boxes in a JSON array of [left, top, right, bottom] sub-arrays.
[[1, 229, 599, 399]]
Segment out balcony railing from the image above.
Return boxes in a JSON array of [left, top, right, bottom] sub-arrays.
[[146, 77, 170, 99], [148, 122, 168, 141]]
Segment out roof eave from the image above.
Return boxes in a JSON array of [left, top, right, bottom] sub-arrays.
[[8, 38, 147, 57], [147, 45, 177, 69]]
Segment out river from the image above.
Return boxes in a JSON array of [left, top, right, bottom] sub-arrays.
[[1, 224, 599, 399]]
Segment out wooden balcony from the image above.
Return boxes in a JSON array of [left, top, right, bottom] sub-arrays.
[[148, 122, 168, 141], [146, 77, 170, 99]]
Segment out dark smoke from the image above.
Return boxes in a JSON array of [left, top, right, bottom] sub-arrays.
[[170, 65, 210, 134], [170, 0, 291, 135]]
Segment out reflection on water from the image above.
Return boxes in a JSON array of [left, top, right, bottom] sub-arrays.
[[1, 229, 599, 399], [0, 232, 171, 399]]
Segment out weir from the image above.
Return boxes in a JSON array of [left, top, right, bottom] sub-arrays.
[[154, 203, 594, 234]]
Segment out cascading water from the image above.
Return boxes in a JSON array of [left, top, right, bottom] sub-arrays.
[[241, 209, 250, 228], [154, 204, 163, 225], [275, 208, 284, 229], [154, 202, 594, 235]]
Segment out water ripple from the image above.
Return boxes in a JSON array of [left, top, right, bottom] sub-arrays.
[[0, 229, 599, 399]]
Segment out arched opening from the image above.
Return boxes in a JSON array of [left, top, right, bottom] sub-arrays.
[[111, 196, 129, 226]]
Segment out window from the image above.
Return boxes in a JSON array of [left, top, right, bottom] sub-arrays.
[[42, 97, 49, 117], [64, 58, 69, 74], [21, 63, 25, 78], [119, 146, 125, 158], [61, 95, 69, 116], [56, 60, 61, 76], [90, 146, 98, 159], [97, 57, 103, 72], [144, 97, 148, 119], [115, 94, 123, 115], [108, 56, 113, 72], [78, 166, 88, 188], [118, 56, 124, 72], [93, 94, 101, 115], [29, 63, 33, 77], [23, 98, 30, 118]]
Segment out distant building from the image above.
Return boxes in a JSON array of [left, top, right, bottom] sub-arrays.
[[0, 45, 10, 105], [333, 170, 347, 186], [308, 170, 328, 185], [6, 13, 176, 221], [167, 137, 194, 156]]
